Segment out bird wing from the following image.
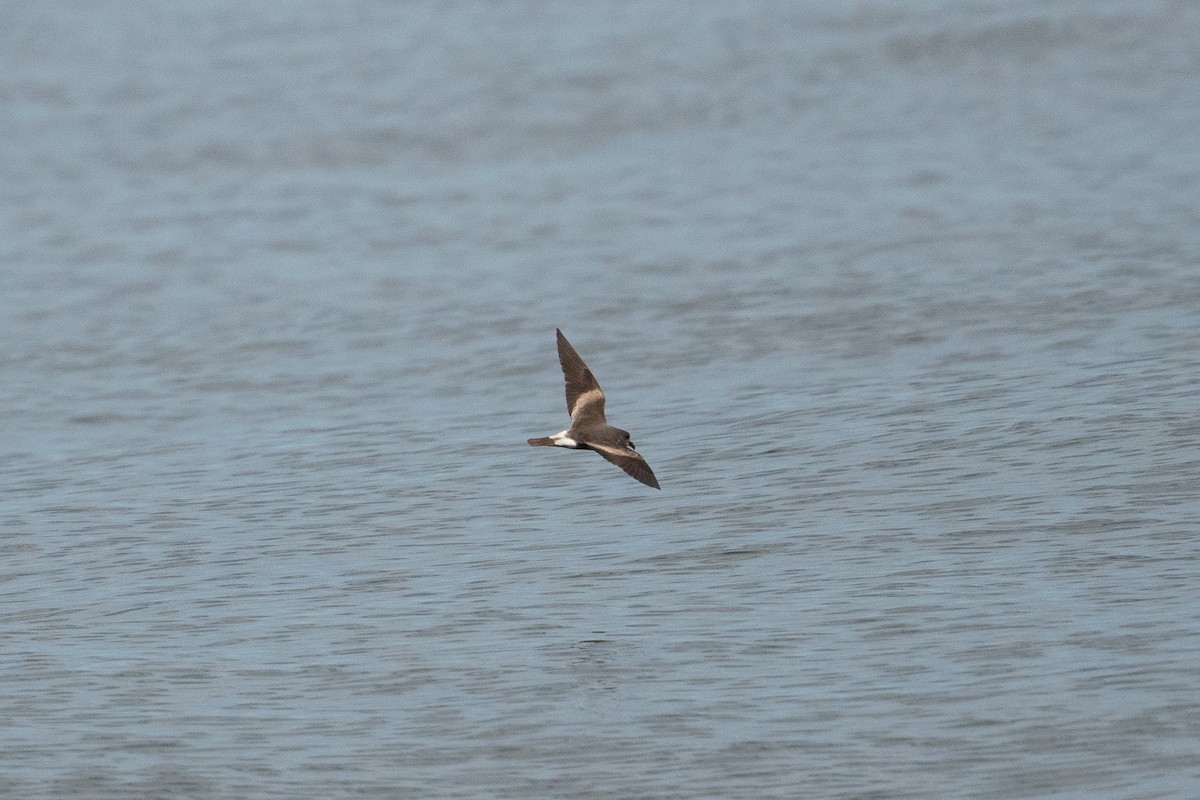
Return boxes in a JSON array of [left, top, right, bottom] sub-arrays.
[[557, 329, 607, 426], [588, 441, 661, 489]]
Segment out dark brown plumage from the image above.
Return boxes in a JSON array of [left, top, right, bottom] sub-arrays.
[[528, 329, 660, 489]]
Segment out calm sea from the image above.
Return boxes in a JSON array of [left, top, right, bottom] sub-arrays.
[[2, 1, 1198, 798]]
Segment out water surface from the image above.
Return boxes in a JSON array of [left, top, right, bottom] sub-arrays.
[[2, 1, 1199, 798]]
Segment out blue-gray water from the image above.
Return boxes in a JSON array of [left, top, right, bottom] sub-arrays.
[[3, 1, 1199, 798]]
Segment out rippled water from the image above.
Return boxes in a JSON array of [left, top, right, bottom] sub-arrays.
[[3, 1, 1199, 798]]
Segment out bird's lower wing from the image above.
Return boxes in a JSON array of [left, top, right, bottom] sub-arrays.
[[590, 442, 660, 489]]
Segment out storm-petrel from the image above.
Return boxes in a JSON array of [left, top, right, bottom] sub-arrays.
[[528, 329, 660, 489]]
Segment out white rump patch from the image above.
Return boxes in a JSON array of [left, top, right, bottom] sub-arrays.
[[551, 430, 578, 448]]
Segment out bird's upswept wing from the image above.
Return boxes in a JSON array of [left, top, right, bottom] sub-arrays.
[[557, 329, 607, 426]]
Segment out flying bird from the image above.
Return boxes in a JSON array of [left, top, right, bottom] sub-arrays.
[[528, 329, 660, 489]]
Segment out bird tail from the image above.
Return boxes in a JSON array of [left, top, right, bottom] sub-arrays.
[[527, 437, 555, 446]]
